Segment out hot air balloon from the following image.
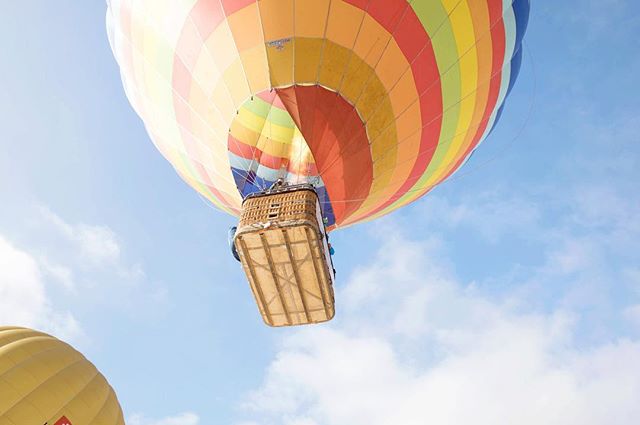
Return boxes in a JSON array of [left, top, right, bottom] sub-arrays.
[[0, 326, 124, 425], [107, 0, 529, 326]]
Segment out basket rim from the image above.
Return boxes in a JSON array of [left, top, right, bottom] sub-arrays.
[[241, 183, 319, 205]]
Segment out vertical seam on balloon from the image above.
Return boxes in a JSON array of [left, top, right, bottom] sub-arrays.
[[315, 2, 415, 179], [109, 3, 241, 213], [252, 0, 272, 191], [0, 339, 61, 383], [255, 0, 271, 91], [320, 1, 375, 209], [335, 0, 374, 95], [240, 93, 281, 193], [335, 0, 463, 166], [207, 1, 254, 124], [410, 0, 490, 185], [125, 5, 252, 207], [326, 0, 516, 186], [259, 95, 281, 190], [105, 36, 242, 190], [185, 8, 253, 192], [253, 1, 282, 191], [109, 10, 243, 190], [374, 0, 516, 211], [1, 358, 89, 419], [292, 0, 296, 91], [215, 0, 253, 98], [314, 0, 334, 86], [352, 40, 531, 226], [140, 4, 226, 197], [289, 2, 307, 186], [413, 0, 481, 194], [313, 0, 463, 186], [473, 0, 517, 151], [85, 385, 117, 425], [256, 0, 273, 91], [335, 44, 526, 224], [52, 371, 104, 425], [344, 41, 525, 223], [333, 1, 415, 125]]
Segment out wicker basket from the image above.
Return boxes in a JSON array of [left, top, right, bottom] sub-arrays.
[[234, 185, 335, 327], [239, 188, 319, 227]]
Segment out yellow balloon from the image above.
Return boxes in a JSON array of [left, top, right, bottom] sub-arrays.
[[0, 327, 124, 425]]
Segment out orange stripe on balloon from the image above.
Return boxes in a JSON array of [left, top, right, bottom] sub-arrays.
[[442, 1, 492, 176], [347, 7, 442, 222]]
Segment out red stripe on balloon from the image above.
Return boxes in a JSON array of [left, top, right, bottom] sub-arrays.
[[354, 0, 407, 34], [228, 134, 320, 175], [334, 1, 446, 222], [277, 86, 373, 225], [190, 0, 226, 40], [227, 134, 257, 159], [440, 0, 506, 183], [355, 24, 442, 218], [221, 0, 255, 15]]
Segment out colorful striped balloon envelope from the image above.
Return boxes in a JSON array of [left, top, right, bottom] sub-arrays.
[[107, 0, 529, 230]]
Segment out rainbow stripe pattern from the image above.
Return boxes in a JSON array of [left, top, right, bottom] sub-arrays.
[[107, 0, 529, 229]]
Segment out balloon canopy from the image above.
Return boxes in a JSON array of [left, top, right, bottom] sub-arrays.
[[0, 327, 124, 425], [108, 0, 529, 230]]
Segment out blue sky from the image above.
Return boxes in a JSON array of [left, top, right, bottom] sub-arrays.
[[1, 1, 640, 424]]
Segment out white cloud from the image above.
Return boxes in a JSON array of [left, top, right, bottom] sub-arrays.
[[419, 191, 540, 243], [74, 224, 121, 264], [567, 0, 630, 40], [543, 236, 600, 276], [0, 234, 81, 341], [128, 412, 199, 425], [0, 205, 163, 343], [240, 232, 640, 425], [624, 305, 640, 329], [38, 256, 75, 290], [36, 206, 146, 286], [39, 206, 123, 266], [625, 268, 640, 296]]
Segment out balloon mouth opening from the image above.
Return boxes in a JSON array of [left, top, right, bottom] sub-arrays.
[[229, 88, 322, 189], [226, 85, 372, 228]]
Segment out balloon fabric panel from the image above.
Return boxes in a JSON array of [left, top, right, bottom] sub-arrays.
[[0, 327, 124, 425]]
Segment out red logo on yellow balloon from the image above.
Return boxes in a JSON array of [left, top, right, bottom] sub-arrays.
[[54, 416, 72, 425]]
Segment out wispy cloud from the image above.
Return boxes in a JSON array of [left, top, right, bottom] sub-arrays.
[[418, 190, 541, 243], [26, 206, 165, 313], [568, 0, 634, 39], [39, 206, 119, 261], [39, 206, 144, 279], [624, 305, 640, 329], [0, 235, 81, 341], [0, 205, 168, 345], [129, 412, 199, 425]]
